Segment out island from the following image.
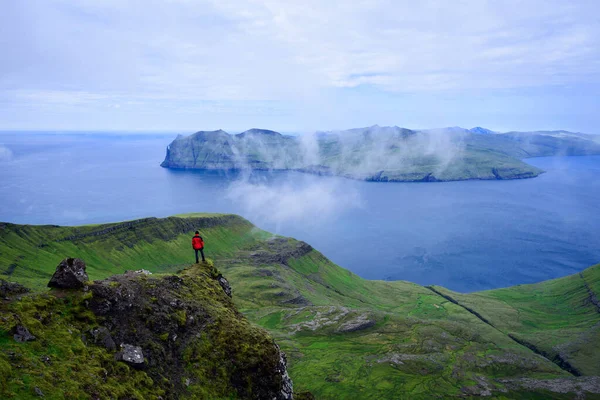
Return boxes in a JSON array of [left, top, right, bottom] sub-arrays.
[[161, 126, 600, 182]]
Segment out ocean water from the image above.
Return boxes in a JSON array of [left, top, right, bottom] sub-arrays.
[[1, 132, 599, 292]]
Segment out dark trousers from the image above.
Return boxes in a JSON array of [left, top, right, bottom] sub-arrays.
[[195, 248, 205, 263]]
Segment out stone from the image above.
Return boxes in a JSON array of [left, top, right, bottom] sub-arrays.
[[90, 326, 116, 351], [13, 325, 36, 342], [135, 269, 152, 275], [116, 344, 144, 366], [48, 258, 89, 289], [216, 274, 232, 297], [337, 314, 376, 333], [275, 344, 293, 400], [34, 386, 44, 397]]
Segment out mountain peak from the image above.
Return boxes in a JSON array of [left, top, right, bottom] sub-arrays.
[[469, 127, 496, 135], [237, 128, 282, 137]]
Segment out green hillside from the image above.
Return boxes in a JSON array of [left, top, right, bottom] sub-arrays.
[[2, 214, 600, 398], [161, 127, 600, 182]]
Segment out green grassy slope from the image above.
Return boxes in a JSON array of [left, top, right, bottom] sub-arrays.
[[431, 265, 600, 376], [0, 214, 269, 290], [2, 214, 599, 399]]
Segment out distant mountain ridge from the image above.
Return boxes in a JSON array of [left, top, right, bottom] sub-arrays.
[[469, 126, 497, 134], [161, 126, 600, 182]]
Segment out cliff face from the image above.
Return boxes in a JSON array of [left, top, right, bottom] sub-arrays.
[[160, 129, 301, 171], [0, 260, 293, 399]]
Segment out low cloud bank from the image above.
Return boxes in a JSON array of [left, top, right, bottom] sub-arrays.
[[226, 176, 362, 230], [0, 145, 13, 162]]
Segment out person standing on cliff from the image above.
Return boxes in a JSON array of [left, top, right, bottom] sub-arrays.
[[192, 231, 205, 263]]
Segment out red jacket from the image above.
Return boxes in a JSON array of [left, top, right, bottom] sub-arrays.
[[192, 235, 204, 250]]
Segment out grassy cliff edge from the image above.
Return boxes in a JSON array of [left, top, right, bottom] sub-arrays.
[[2, 214, 600, 399]]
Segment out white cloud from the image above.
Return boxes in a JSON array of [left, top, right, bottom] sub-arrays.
[[0, 145, 13, 162], [226, 176, 362, 229], [1, 0, 599, 130], [3, 0, 599, 99]]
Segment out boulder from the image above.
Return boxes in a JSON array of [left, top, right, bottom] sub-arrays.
[[116, 344, 144, 366], [90, 326, 116, 351], [13, 325, 36, 342], [48, 258, 89, 289], [216, 274, 232, 297]]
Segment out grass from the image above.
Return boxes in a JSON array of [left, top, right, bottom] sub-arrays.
[[0, 292, 161, 399], [430, 264, 600, 376], [1, 214, 599, 399]]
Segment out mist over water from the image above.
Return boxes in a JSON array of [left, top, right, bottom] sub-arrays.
[[1, 133, 599, 292], [218, 126, 467, 178], [226, 175, 362, 231]]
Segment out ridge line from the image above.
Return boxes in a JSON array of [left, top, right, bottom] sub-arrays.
[[425, 286, 580, 377], [579, 272, 600, 313]]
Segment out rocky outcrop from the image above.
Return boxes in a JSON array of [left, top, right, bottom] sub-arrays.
[[47, 258, 88, 289], [13, 325, 36, 342], [247, 238, 313, 266], [337, 314, 376, 333], [0, 258, 295, 399], [289, 307, 378, 333], [276, 344, 294, 400], [85, 263, 293, 399], [498, 376, 600, 396], [216, 274, 232, 297], [0, 279, 29, 298]]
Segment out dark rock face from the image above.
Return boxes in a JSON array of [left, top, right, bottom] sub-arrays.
[[248, 238, 313, 266], [216, 274, 232, 297], [499, 376, 600, 397], [275, 344, 294, 400], [87, 265, 293, 399], [13, 325, 36, 342], [0, 279, 29, 298], [116, 344, 145, 366], [48, 258, 89, 289]]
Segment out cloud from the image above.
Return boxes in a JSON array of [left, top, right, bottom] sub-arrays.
[[1, 1, 599, 131], [3, 1, 599, 98], [0, 145, 13, 162], [226, 175, 362, 229]]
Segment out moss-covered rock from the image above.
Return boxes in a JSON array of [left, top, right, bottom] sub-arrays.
[[0, 262, 294, 399]]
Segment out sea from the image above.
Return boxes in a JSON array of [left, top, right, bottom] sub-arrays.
[[1, 132, 599, 292]]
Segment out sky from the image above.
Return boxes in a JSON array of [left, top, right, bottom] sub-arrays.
[[1, 0, 599, 133]]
